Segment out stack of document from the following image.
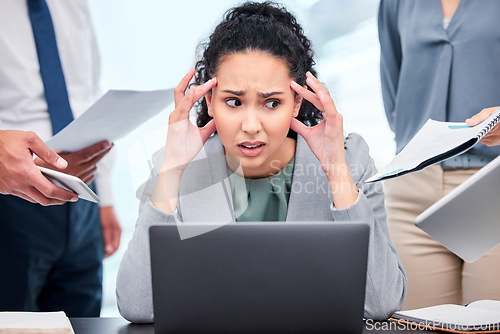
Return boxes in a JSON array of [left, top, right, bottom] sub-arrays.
[[0, 311, 74, 333]]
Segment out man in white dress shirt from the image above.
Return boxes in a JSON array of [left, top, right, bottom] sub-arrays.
[[0, 0, 121, 316]]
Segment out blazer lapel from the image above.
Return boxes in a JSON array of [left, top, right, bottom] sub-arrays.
[[286, 135, 334, 221], [178, 134, 235, 224]]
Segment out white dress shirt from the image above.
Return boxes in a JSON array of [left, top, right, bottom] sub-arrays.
[[0, 0, 113, 206]]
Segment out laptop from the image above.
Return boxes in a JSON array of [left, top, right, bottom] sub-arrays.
[[415, 155, 500, 263], [149, 222, 369, 334]]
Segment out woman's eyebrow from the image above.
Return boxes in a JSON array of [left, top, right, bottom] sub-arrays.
[[258, 91, 284, 98], [222, 89, 245, 96]]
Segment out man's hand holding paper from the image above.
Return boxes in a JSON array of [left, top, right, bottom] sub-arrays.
[[35, 140, 113, 184], [38, 88, 175, 203]]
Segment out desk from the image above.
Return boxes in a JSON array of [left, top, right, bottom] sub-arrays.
[[70, 317, 437, 333]]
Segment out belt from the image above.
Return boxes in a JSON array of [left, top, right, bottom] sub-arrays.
[[440, 153, 493, 170]]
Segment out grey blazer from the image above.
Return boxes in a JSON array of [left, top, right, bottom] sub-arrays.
[[116, 133, 407, 323]]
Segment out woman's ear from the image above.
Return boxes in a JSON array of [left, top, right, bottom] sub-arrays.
[[206, 93, 214, 117], [293, 94, 303, 118]]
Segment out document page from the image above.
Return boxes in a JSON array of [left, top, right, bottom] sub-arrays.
[[395, 304, 500, 327], [0, 311, 74, 333], [367, 108, 500, 182], [467, 300, 500, 313], [47, 88, 174, 152]]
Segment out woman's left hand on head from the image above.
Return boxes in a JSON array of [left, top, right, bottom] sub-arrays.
[[290, 72, 358, 209], [290, 72, 347, 174]]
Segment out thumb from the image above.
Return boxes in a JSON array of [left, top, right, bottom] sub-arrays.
[[199, 119, 217, 143], [29, 135, 68, 169], [466, 107, 498, 127], [465, 114, 483, 127], [290, 118, 310, 139]]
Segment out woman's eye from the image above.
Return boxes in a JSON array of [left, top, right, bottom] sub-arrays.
[[265, 100, 280, 109], [225, 99, 241, 107]]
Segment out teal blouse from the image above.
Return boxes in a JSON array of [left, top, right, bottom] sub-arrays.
[[228, 156, 295, 222]]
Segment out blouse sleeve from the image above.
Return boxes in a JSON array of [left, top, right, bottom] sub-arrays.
[[329, 134, 407, 320], [116, 148, 179, 323], [378, 0, 402, 131]]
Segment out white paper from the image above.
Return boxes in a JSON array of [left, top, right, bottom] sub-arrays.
[[367, 108, 500, 182], [0, 311, 73, 332], [47, 88, 174, 152], [396, 302, 500, 327], [467, 300, 500, 313]]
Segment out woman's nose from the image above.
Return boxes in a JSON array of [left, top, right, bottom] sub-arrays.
[[241, 110, 262, 134]]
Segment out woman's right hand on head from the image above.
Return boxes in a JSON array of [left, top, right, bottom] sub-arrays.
[[152, 69, 217, 213], [163, 68, 217, 172]]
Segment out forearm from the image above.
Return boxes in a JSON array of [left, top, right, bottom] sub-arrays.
[[151, 164, 183, 213], [326, 162, 358, 209], [331, 134, 406, 319]]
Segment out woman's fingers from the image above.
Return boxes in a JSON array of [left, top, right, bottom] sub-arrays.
[[291, 72, 339, 120], [174, 68, 196, 106], [316, 90, 339, 119], [171, 78, 218, 124], [290, 118, 310, 137], [306, 72, 338, 119], [192, 78, 217, 103], [290, 81, 322, 111], [199, 119, 217, 143], [305, 72, 329, 97]]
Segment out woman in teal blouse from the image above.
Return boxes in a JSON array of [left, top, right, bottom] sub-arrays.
[[117, 1, 406, 322]]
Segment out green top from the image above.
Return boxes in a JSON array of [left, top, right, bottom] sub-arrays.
[[228, 156, 295, 222]]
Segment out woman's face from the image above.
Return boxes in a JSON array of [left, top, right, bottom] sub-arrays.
[[206, 51, 302, 178]]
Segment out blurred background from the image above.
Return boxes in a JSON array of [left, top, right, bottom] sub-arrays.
[[85, 0, 395, 316]]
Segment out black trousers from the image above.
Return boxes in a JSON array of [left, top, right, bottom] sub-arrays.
[[0, 188, 103, 317]]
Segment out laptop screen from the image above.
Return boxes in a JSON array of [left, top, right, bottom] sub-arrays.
[[150, 222, 369, 334]]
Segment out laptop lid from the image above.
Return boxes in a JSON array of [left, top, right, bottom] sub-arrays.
[[150, 222, 369, 334], [415, 155, 500, 263]]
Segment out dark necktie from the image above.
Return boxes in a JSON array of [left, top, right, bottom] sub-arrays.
[[27, 0, 74, 135]]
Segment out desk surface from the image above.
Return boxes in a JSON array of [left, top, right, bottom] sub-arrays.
[[70, 317, 436, 333]]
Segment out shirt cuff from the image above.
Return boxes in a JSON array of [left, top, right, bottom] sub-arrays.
[[329, 191, 361, 211], [94, 149, 115, 207], [143, 199, 180, 223], [329, 191, 373, 222]]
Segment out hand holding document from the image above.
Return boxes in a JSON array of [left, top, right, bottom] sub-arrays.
[[466, 106, 500, 146], [367, 108, 500, 182], [42, 88, 174, 202], [38, 166, 99, 203]]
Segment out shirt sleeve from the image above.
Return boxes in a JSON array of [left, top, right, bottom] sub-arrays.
[[94, 148, 114, 207], [378, 0, 402, 131], [330, 134, 407, 320], [116, 150, 181, 323]]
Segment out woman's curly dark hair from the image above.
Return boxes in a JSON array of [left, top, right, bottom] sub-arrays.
[[194, 1, 323, 128]]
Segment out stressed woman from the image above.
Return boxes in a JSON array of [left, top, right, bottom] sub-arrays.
[[117, 1, 406, 323]]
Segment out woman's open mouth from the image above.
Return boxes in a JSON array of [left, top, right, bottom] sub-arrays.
[[238, 141, 265, 157]]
